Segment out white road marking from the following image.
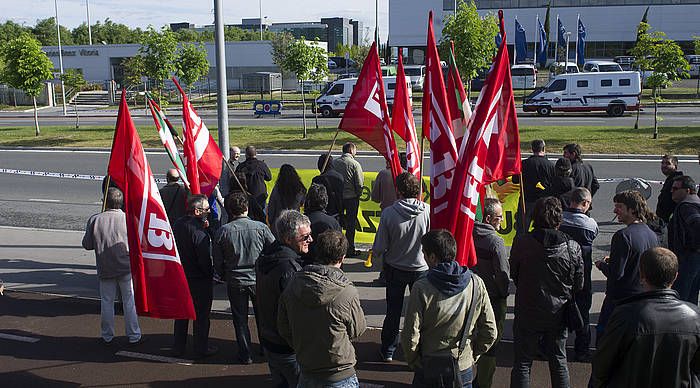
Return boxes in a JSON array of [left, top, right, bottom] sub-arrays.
[[0, 332, 40, 343], [28, 199, 61, 203], [115, 350, 193, 365]]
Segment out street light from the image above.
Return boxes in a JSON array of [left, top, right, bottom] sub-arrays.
[[54, 0, 67, 116]]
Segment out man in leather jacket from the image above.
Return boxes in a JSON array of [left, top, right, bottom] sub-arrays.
[[593, 247, 700, 388]]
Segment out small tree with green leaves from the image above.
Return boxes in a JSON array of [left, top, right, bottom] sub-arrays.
[[0, 33, 54, 135], [333, 43, 371, 70], [270, 31, 295, 100], [139, 26, 178, 103], [60, 69, 87, 128], [693, 35, 700, 97], [120, 55, 146, 106], [441, 1, 499, 97], [176, 42, 209, 97], [631, 22, 689, 138], [281, 38, 329, 138]]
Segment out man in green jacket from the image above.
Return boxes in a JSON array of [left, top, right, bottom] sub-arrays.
[[401, 230, 497, 388], [278, 230, 367, 387]]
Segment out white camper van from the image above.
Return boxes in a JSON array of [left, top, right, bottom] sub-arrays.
[[315, 76, 411, 118], [523, 71, 641, 117]]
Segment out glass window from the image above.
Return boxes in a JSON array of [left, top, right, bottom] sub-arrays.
[[601, 79, 613, 87], [327, 84, 344, 95], [619, 78, 631, 86], [547, 79, 567, 92], [577, 80, 589, 87]]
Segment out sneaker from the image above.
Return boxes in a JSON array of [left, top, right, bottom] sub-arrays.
[[194, 345, 218, 359], [379, 351, 393, 363], [239, 357, 253, 365], [127, 337, 148, 347]]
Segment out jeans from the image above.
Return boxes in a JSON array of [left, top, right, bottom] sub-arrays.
[[227, 283, 257, 361], [342, 197, 360, 251], [475, 297, 506, 388], [380, 265, 426, 358], [297, 374, 359, 388], [99, 274, 141, 343], [412, 367, 473, 388], [174, 277, 213, 355], [265, 349, 300, 388], [510, 323, 570, 388], [673, 252, 700, 304], [574, 257, 593, 355]]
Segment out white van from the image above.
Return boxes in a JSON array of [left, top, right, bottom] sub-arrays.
[[404, 65, 425, 91], [523, 71, 641, 117], [511, 64, 537, 89], [583, 60, 623, 72], [315, 76, 412, 117], [687, 55, 700, 78]]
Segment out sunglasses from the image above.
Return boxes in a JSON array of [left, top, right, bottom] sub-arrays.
[[298, 233, 312, 243]]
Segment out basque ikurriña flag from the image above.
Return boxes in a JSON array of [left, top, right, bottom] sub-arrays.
[[107, 92, 195, 319], [446, 40, 472, 149], [391, 54, 421, 179], [146, 94, 189, 188], [173, 78, 223, 197], [422, 11, 458, 230], [452, 10, 522, 267]]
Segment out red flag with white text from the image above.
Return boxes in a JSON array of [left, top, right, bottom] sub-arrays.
[[391, 54, 421, 179], [174, 78, 223, 197], [422, 11, 458, 230], [447, 41, 472, 148], [107, 92, 196, 319], [452, 10, 522, 267], [339, 42, 402, 180]]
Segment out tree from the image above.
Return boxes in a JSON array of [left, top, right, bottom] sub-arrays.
[[139, 26, 178, 100], [281, 38, 329, 138], [631, 22, 689, 138], [333, 43, 371, 70], [270, 31, 295, 99], [176, 42, 210, 94], [120, 55, 146, 107], [441, 1, 499, 97], [693, 35, 700, 97], [0, 21, 30, 43], [1, 34, 54, 135], [60, 69, 87, 128], [32, 17, 74, 46]]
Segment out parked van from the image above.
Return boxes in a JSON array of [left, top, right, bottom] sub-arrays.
[[582, 60, 623, 72], [687, 55, 700, 78], [314, 76, 412, 117], [523, 71, 641, 117], [511, 64, 537, 89], [404, 65, 425, 91]]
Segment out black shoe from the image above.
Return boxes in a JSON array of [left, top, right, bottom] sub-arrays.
[[239, 357, 253, 365], [127, 337, 148, 347], [170, 347, 185, 357], [194, 345, 218, 359], [99, 338, 113, 346]]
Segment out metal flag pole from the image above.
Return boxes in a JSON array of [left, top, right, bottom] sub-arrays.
[[554, 15, 559, 64], [575, 14, 580, 67], [534, 15, 538, 67], [513, 16, 517, 66], [54, 0, 67, 116]]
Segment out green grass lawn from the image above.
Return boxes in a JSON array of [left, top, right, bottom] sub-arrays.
[[2, 123, 698, 155]]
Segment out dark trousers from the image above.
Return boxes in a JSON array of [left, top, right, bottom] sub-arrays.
[[511, 323, 570, 388], [413, 367, 473, 388], [475, 297, 507, 388], [381, 265, 426, 358], [174, 277, 213, 355], [227, 283, 257, 361], [574, 257, 593, 354], [342, 197, 360, 251], [596, 296, 617, 343], [673, 252, 700, 304]]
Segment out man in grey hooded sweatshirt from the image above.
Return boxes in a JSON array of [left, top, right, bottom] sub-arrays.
[[373, 172, 430, 362]]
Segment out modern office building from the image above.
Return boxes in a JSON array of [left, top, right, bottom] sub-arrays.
[[268, 22, 328, 41], [390, 0, 700, 64], [320, 18, 355, 52]]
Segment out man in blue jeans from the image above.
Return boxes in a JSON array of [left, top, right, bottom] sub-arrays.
[[372, 172, 430, 362]]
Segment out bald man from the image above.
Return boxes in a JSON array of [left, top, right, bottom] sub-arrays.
[[160, 169, 189, 224]]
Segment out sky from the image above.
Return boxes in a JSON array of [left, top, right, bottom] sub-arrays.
[[0, 0, 390, 43]]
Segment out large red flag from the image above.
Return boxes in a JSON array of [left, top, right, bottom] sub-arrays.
[[107, 92, 195, 319], [174, 78, 223, 197], [422, 11, 458, 230], [339, 42, 402, 180], [452, 10, 522, 267], [447, 41, 472, 149], [391, 54, 421, 179]]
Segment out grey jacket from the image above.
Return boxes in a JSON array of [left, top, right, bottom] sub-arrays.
[[372, 198, 430, 272], [82, 209, 131, 279], [278, 264, 366, 382], [333, 153, 364, 199], [472, 221, 510, 300], [213, 216, 275, 286]]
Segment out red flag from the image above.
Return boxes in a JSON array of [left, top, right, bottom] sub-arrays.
[[422, 11, 458, 230], [452, 10, 522, 267], [107, 92, 195, 319], [391, 54, 421, 179], [174, 78, 223, 197], [339, 42, 402, 180], [447, 41, 472, 148]]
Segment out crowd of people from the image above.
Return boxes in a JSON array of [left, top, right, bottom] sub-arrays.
[[82, 141, 700, 388]]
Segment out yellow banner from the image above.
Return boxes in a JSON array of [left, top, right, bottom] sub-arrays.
[[265, 169, 520, 246]]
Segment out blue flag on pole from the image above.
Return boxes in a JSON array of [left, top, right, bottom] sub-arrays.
[[537, 18, 547, 67], [515, 19, 527, 63], [557, 18, 566, 47], [577, 18, 586, 66]]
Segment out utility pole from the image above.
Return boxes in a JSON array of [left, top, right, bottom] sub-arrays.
[[259, 0, 263, 40], [86, 0, 93, 45], [54, 0, 67, 116], [214, 0, 229, 159]]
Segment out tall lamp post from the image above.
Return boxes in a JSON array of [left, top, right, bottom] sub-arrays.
[[54, 0, 67, 115]]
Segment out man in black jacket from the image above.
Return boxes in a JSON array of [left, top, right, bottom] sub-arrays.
[[311, 153, 344, 221], [303, 184, 341, 265], [171, 194, 217, 358], [563, 143, 599, 197], [656, 154, 683, 223], [669, 176, 700, 304], [256, 210, 310, 387], [159, 169, 188, 225], [236, 145, 272, 214], [513, 139, 555, 233], [593, 247, 700, 388]]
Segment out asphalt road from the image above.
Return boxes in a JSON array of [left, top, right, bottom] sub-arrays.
[[2, 105, 700, 128]]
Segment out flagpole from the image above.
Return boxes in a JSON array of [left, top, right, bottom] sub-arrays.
[[101, 175, 111, 212], [321, 129, 340, 173], [534, 15, 538, 67], [575, 14, 580, 67], [222, 155, 249, 195], [518, 172, 527, 231], [554, 15, 559, 64], [513, 16, 517, 66]]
